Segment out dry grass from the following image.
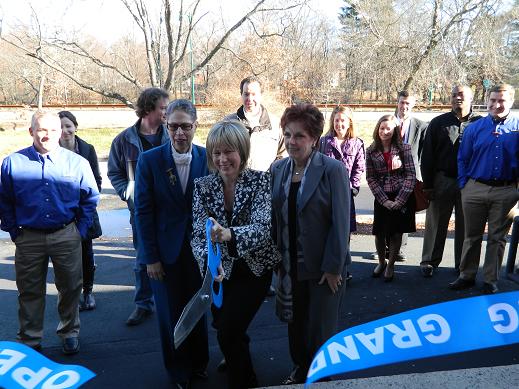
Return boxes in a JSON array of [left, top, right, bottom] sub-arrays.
[[0, 119, 376, 160]]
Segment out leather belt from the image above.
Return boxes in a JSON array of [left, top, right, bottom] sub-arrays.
[[22, 220, 75, 234], [475, 179, 516, 187]]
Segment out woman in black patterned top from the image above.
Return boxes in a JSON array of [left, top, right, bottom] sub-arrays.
[[191, 120, 280, 389]]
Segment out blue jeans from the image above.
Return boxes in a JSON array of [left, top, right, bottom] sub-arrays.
[[130, 211, 154, 311]]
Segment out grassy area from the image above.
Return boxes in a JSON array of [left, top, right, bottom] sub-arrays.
[[0, 121, 376, 160]]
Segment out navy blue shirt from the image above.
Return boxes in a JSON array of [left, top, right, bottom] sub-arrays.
[[458, 114, 519, 189], [0, 145, 100, 241]]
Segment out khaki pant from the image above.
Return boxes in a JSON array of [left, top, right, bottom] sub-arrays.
[[421, 172, 464, 268], [459, 179, 519, 284], [15, 222, 82, 346]]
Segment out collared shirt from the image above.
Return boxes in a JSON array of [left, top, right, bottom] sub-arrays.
[[458, 114, 519, 188], [0, 145, 100, 240]]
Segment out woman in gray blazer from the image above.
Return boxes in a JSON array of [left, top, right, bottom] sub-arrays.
[[270, 104, 351, 385]]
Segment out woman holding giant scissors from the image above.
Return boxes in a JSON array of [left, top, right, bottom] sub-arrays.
[[191, 120, 280, 389]]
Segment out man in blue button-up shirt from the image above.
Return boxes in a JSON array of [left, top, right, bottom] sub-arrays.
[[450, 84, 519, 294], [0, 111, 99, 354]]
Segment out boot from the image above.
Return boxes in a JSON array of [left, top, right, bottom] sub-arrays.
[[80, 265, 96, 311]]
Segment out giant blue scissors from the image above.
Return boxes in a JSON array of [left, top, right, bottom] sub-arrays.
[[174, 219, 223, 348]]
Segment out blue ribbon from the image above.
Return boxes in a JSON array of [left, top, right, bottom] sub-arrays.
[[206, 219, 223, 308], [306, 291, 519, 386], [0, 341, 95, 388]]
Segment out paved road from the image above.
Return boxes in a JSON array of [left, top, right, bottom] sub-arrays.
[[1, 231, 519, 388]]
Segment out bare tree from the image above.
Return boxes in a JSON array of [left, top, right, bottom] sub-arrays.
[[1, 0, 306, 107]]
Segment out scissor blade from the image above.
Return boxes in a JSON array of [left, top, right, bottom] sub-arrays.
[[173, 270, 213, 349]]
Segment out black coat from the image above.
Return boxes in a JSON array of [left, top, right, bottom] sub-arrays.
[[76, 136, 103, 239]]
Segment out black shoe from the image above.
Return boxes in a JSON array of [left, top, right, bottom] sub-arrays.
[[396, 251, 406, 262], [384, 265, 394, 282], [449, 277, 475, 290], [346, 271, 353, 282], [126, 307, 152, 326], [62, 337, 80, 355], [79, 291, 96, 311], [481, 282, 499, 294], [421, 265, 433, 278], [216, 358, 227, 373], [31, 343, 42, 351], [372, 262, 387, 278]]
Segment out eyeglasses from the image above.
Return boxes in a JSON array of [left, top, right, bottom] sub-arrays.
[[167, 122, 194, 132]]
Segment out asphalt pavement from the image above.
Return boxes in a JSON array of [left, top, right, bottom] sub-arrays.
[[1, 177, 519, 388]]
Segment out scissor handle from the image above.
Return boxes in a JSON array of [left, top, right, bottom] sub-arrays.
[[205, 219, 223, 308]]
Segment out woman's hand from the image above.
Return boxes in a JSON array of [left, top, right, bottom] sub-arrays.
[[147, 262, 165, 281], [319, 272, 342, 294], [383, 199, 395, 210], [209, 217, 232, 243], [214, 264, 225, 283]]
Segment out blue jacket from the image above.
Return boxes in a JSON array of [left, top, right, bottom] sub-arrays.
[[134, 142, 208, 265], [107, 120, 169, 210]]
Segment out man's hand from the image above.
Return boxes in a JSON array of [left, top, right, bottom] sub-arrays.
[[147, 262, 165, 282], [423, 188, 435, 201]]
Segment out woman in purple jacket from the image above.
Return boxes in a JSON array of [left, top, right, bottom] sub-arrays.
[[320, 106, 365, 281], [320, 106, 365, 232]]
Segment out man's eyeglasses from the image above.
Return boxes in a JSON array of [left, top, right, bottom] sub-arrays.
[[167, 123, 194, 132]]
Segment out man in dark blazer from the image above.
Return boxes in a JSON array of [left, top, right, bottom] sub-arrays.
[[134, 100, 209, 389]]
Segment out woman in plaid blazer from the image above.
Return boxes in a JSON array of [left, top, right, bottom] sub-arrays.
[[366, 115, 416, 281]]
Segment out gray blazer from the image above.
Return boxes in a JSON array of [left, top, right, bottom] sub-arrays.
[[406, 117, 428, 181], [270, 152, 351, 280]]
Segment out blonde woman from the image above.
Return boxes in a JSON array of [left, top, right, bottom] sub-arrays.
[[191, 120, 280, 389]]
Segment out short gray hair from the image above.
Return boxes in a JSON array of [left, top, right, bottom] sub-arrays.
[[166, 99, 197, 121], [31, 110, 60, 130]]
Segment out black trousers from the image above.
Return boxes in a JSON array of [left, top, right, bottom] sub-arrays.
[[288, 277, 345, 381], [81, 239, 95, 291], [150, 240, 209, 385], [212, 262, 272, 389]]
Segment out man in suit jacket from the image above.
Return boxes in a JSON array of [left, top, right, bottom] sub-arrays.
[[395, 90, 428, 181], [134, 100, 209, 389]]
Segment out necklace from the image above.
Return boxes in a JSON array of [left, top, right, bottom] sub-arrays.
[[293, 168, 304, 176]]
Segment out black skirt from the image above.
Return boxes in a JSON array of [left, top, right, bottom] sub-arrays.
[[372, 192, 416, 235]]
